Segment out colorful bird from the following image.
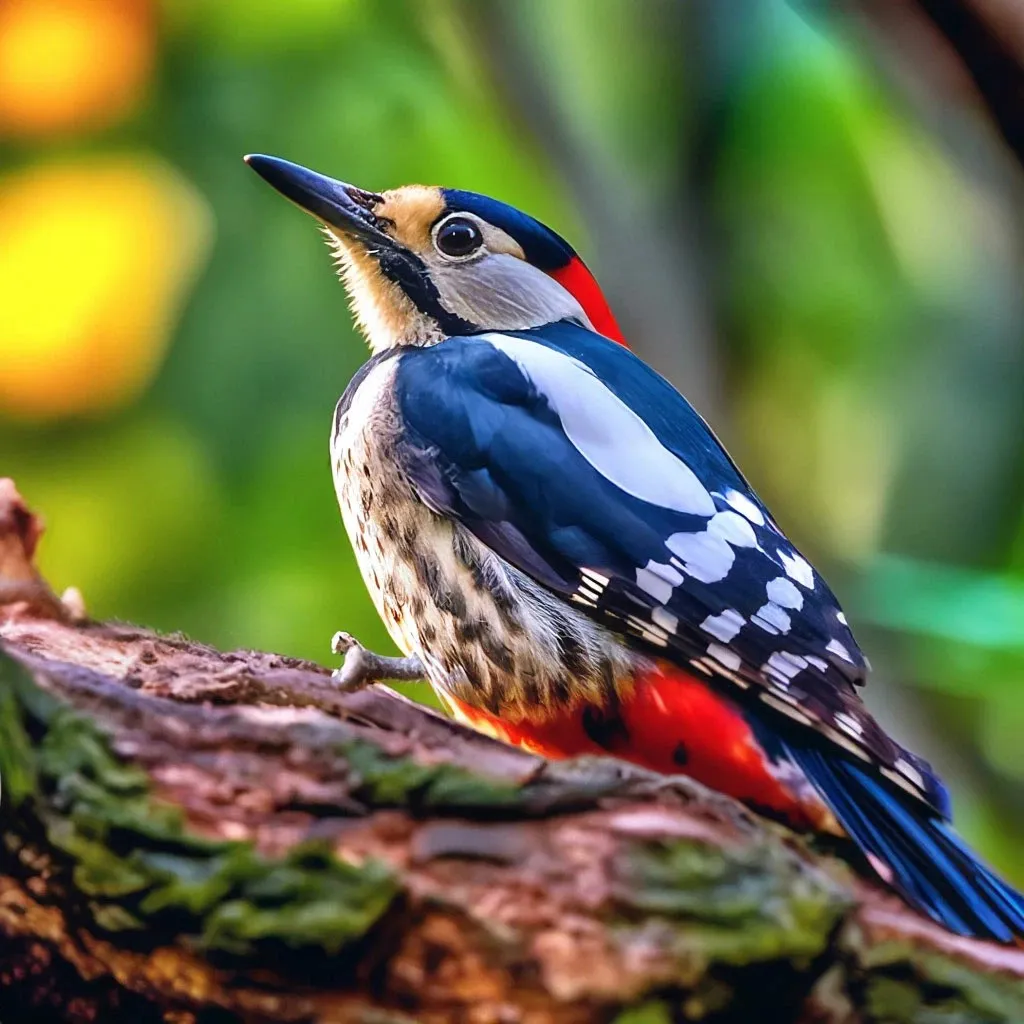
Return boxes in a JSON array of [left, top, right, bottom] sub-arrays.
[[245, 154, 1024, 943]]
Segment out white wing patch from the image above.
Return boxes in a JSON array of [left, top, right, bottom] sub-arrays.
[[766, 576, 803, 610], [472, 333, 868, 722], [778, 548, 815, 588], [834, 712, 864, 737], [894, 757, 925, 789], [636, 560, 683, 603], [481, 333, 717, 516], [707, 643, 742, 671], [665, 511, 756, 584], [752, 602, 791, 635], [827, 638, 853, 663], [707, 510, 757, 547], [651, 606, 679, 634], [666, 530, 735, 584], [724, 489, 765, 526], [700, 608, 745, 642], [764, 651, 809, 685]]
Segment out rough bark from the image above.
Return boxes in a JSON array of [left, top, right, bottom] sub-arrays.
[[1, 483, 1023, 1024]]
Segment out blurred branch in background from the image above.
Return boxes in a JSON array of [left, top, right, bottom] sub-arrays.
[[829, 0, 1024, 571]]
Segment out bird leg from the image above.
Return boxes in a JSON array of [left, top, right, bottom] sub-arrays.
[[330, 631, 425, 692]]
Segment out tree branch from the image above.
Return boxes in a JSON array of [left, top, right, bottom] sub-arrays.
[[1, 480, 1022, 1023]]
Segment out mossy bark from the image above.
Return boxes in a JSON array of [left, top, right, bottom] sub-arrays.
[[1, 483, 1023, 1023], [2, 624, 1023, 1024]]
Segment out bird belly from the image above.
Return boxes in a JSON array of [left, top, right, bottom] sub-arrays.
[[333, 461, 431, 660], [333, 443, 620, 711], [333, 381, 634, 712], [445, 660, 833, 830], [331, 364, 431, 660]]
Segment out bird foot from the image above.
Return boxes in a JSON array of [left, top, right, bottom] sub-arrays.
[[330, 631, 425, 692]]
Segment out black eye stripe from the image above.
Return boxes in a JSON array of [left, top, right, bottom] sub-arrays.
[[436, 216, 483, 258], [375, 248, 478, 335]]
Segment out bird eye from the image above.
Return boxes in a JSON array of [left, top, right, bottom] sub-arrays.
[[435, 216, 483, 259]]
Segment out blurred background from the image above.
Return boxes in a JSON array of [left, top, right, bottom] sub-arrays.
[[1, 0, 1022, 877]]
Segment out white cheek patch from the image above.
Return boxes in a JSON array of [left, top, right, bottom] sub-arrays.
[[481, 334, 717, 517], [439, 255, 591, 332]]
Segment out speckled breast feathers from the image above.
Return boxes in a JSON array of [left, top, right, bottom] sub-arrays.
[[329, 351, 638, 721]]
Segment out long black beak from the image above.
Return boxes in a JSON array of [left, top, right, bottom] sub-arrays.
[[244, 154, 390, 245]]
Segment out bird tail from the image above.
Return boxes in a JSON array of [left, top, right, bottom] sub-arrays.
[[781, 741, 1024, 943]]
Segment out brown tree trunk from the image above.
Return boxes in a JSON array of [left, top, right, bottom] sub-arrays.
[[1, 481, 1022, 1023]]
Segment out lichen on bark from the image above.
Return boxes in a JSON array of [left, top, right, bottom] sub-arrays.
[[1, 653, 400, 957], [1, 480, 1024, 1023]]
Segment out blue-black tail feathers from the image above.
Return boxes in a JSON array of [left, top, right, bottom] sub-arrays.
[[782, 742, 1024, 943]]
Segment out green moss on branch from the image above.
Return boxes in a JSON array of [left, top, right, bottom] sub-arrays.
[[1, 653, 399, 956], [2, 630, 1023, 1023]]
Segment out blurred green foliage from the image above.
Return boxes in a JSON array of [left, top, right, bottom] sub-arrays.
[[1, 0, 1021, 874]]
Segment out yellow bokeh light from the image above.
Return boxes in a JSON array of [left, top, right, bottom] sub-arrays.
[[0, 157, 211, 421], [0, 0, 154, 137]]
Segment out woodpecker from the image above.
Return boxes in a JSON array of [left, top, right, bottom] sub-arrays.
[[245, 153, 1024, 943]]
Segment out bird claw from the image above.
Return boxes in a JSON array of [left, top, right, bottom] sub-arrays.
[[330, 630, 425, 693], [330, 631, 359, 657]]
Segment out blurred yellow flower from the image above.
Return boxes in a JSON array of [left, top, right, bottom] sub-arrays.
[[0, 157, 211, 421], [0, 0, 154, 137]]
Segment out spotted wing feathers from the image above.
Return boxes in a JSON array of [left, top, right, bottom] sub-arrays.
[[391, 323, 945, 815]]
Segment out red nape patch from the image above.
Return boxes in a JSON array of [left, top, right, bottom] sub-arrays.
[[550, 256, 627, 347], [446, 661, 816, 827]]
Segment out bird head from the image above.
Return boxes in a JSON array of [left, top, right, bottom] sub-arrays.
[[245, 154, 624, 351]]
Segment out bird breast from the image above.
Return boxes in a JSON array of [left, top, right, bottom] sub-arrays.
[[329, 355, 637, 720]]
